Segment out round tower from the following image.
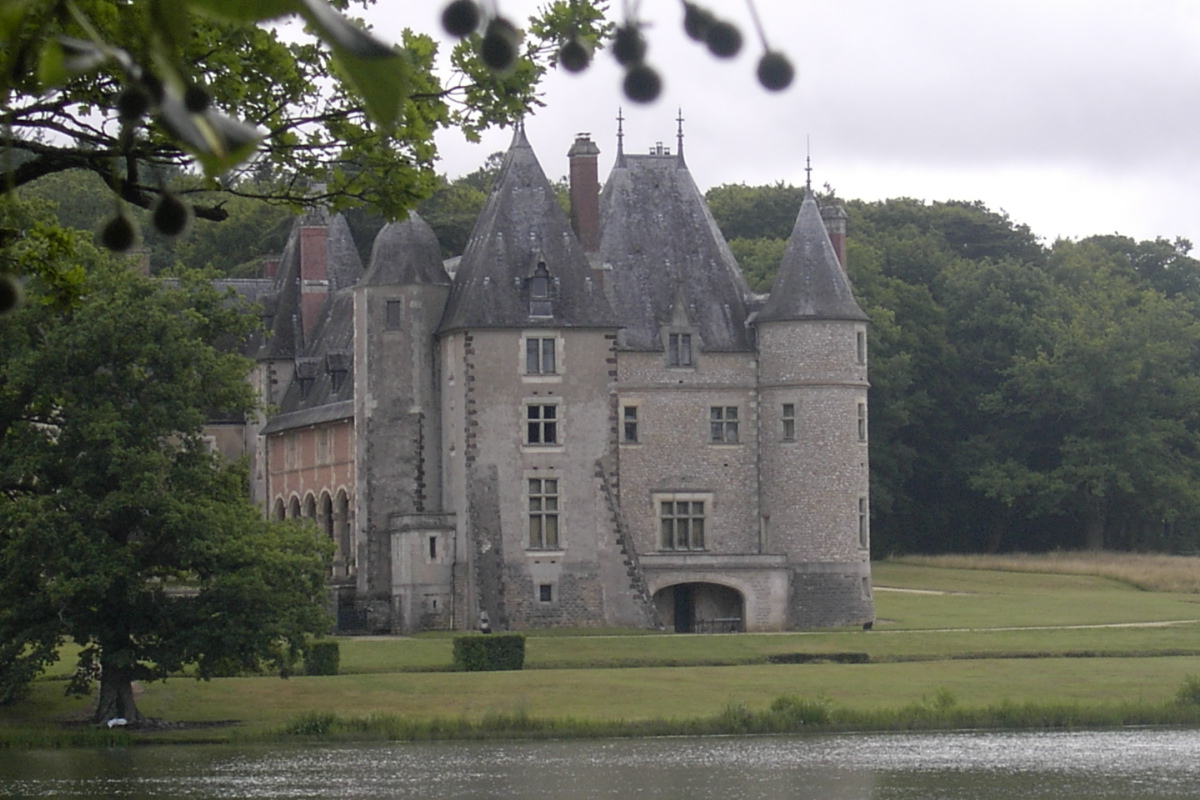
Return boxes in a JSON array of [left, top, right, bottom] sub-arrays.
[[756, 190, 873, 628], [352, 212, 453, 633]]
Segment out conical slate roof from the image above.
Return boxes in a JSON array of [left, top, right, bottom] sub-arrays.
[[438, 127, 618, 333], [758, 190, 868, 323], [598, 150, 752, 351], [363, 212, 450, 287]]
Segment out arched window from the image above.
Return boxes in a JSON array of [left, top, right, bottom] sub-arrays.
[[288, 496, 301, 519], [335, 490, 353, 577], [303, 494, 317, 520], [273, 498, 286, 521], [319, 492, 334, 539]]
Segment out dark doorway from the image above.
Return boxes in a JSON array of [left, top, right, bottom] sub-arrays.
[[673, 584, 695, 633]]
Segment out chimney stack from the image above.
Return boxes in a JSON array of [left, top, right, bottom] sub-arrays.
[[298, 222, 329, 338], [820, 204, 848, 271], [567, 133, 601, 252]]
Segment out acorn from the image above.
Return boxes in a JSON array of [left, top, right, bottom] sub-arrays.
[[184, 84, 210, 114], [622, 63, 662, 104], [480, 17, 521, 73], [682, 2, 714, 42], [558, 37, 591, 73], [152, 193, 192, 238], [757, 51, 794, 91], [441, 0, 480, 38], [612, 24, 646, 67], [116, 85, 151, 123], [706, 20, 742, 58], [0, 273, 20, 315], [99, 214, 138, 253]]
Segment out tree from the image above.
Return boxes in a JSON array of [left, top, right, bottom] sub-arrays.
[[0, 201, 329, 722], [962, 241, 1200, 551]]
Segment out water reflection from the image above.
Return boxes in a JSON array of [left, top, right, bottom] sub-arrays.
[[2, 729, 1198, 799]]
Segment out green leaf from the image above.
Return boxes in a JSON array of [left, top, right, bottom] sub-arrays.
[[156, 91, 264, 176], [296, 0, 393, 58], [0, 0, 33, 40], [185, 0, 301, 23], [329, 47, 411, 130]]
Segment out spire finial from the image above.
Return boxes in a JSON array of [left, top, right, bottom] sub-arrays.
[[616, 107, 625, 155], [805, 136, 813, 193], [676, 107, 685, 158]]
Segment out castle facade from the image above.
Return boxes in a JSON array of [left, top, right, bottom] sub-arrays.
[[215, 125, 874, 634]]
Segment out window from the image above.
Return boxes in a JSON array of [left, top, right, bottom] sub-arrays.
[[710, 406, 738, 444], [528, 478, 559, 549], [857, 402, 867, 442], [858, 497, 869, 549], [386, 299, 403, 329], [622, 405, 639, 443], [284, 434, 298, 470], [429, 535, 438, 560], [660, 499, 706, 551], [526, 336, 556, 374], [856, 330, 866, 365], [529, 262, 552, 317], [782, 403, 796, 442], [316, 427, 331, 465], [668, 332, 693, 366], [539, 583, 554, 602], [526, 404, 558, 445]]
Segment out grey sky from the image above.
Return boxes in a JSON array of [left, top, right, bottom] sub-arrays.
[[367, 1, 1200, 248]]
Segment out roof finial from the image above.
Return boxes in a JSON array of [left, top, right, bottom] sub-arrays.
[[616, 107, 625, 155], [676, 108, 685, 159], [804, 136, 813, 193]]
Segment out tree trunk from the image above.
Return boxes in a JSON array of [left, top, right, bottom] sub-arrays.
[[92, 665, 147, 726], [1083, 502, 1107, 551]]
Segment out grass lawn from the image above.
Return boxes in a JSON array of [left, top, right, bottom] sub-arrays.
[[5, 555, 1200, 743]]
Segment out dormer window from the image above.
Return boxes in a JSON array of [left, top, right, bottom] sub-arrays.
[[668, 333, 693, 367], [528, 261, 553, 317]]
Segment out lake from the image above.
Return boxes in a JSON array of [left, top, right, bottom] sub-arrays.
[[2, 728, 1198, 798]]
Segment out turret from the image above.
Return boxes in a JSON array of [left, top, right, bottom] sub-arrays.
[[757, 188, 873, 628]]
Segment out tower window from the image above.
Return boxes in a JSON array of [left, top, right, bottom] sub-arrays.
[[859, 497, 869, 549], [857, 402, 867, 442], [710, 406, 739, 444], [386, 300, 403, 329], [528, 478, 560, 549], [856, 330, 866, 364], [782, 403, 796, 442], [659, 498, 707, 551], [526, 404, 559, 445], [622, 405, 639, 443], [668, 333, 693, 366], [539, 583, 554, 602], [526, 336, 557, 374]]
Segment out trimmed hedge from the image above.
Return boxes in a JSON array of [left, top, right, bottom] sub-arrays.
[[453, 634, 526, 671], [306, 641, 341, 676]]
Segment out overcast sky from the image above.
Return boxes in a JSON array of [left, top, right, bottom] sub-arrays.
[[363, 1, 1200, 249]]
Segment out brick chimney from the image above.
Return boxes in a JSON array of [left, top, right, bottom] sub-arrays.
[[567, 133, 601, 252], [820, 204, 848, 271], [298, 223, 329, 338]]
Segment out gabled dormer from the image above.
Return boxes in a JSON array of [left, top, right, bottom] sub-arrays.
[[438, 125, 617, 334], [661, 286, 699, 368]]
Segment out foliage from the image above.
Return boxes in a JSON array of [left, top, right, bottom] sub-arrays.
[[305, 641, 341, 676], [452, 634, 526, 671], [0, 199, 329, 716]]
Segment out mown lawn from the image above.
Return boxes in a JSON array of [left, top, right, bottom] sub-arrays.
[[5, 557, 1200, 742]]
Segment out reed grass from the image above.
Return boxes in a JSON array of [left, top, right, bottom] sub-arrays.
[[890, 551, 1200, 593]]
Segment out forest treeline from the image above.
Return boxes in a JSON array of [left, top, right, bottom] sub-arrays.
[[21, 170, 1200, 556]]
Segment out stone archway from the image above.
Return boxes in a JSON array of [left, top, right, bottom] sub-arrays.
[[652, 582, 745, 633]]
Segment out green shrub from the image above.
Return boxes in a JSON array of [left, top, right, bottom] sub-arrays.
[[769, 694, 831, 726], [1176, 674, 1200, 706], [452, 634, 526, 671], [306, 641, 341, 676]]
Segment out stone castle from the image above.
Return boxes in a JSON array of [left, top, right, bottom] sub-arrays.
[[212, 123, 874, 634]]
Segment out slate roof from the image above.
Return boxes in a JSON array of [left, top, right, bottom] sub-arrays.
[[438, 126, 618, 334], [265, 286, 356, 431], [757, 190, 868, 323], [598, 149, 753, 352], [256, 209, 364, 360], [362, 212, 450, 287]]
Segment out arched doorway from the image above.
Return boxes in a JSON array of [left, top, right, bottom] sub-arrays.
[[653, 583, 745, 633]]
